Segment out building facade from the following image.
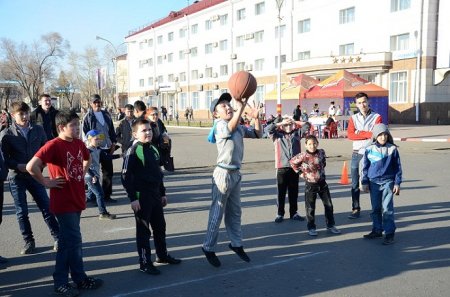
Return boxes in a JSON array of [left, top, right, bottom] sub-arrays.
[[125, 0, 450, 124]]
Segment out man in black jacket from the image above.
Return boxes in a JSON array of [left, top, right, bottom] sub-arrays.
[[82, 94, 117, 203], [30, 94, 59, 140]]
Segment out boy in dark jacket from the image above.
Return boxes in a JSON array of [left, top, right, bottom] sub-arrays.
[[361, 124, 402, 245], [121, 119, 181, 275]]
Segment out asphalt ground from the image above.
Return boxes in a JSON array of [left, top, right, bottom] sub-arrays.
[[0, 125, 449, 297]]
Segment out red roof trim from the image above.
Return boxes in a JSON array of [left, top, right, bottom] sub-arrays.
[[126, 0, 227, 38]]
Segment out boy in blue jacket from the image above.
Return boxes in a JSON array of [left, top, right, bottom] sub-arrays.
[[360, 124, 402, 245]]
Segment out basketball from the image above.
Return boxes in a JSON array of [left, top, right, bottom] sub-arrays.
[[227, 71, 257, 101]]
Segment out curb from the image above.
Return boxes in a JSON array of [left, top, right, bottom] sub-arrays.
[[393, 137, 450, 143]]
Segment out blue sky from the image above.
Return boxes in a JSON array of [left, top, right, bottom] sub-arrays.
[[0, 0, 188, 53]]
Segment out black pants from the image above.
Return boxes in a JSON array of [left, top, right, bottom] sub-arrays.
[[100, 149, 113, 199], [276, 168, 299, 217], [305, 180, 335, 230], [134, 193, 167, 264]]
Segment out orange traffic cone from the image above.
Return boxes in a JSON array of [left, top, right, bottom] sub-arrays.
[[340, 161, 350, 185]]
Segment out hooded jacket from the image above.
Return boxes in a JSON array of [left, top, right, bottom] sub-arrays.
[[361, 124, 402, 186]]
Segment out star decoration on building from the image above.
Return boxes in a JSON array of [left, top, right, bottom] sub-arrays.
[[332, 57, 338, 63], [340, 57, 346, 63], [348, 56, 354, 63], [355, 56, 362, 62]]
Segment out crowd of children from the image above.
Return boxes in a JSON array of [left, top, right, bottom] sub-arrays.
[[0, 91, 403, 295]]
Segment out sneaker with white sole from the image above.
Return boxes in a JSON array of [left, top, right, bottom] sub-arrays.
[[54, 283, 79, 297], [308, 229, 318, 236], [274, 215, 284, 223], [327, 226, 341, 234], [291, 213, 305, 221]]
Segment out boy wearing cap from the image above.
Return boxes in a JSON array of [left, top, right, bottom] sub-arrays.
[[360, 124, 402, 245], [202, 93, 262, 268], [85, 129, 120, 220], [266, 115, 305, 223]]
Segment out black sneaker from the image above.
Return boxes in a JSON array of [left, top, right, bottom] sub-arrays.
[[99, 212, 117, 220], [383, 234, 395, 245], [140, 263, 161, 275], [54, 283, 79, 297], [274, 215, 284, 223], [291, 213, 305, 221], [363, 231, 383, 239], [228, 244, 250, 262], [348, 210, 360, 219], [76, 277, 103, 290], [20, 240, 35, 255], [202, 247, 221, 267], [156, 254, 182, 265]]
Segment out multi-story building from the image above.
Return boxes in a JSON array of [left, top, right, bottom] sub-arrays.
[[125, 0, 450, 124]]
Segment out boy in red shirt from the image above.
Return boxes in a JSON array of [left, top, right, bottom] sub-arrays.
[[27, 109, 103, 296]]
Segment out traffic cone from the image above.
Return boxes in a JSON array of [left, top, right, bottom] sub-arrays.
[[340, 161, 350, 185]]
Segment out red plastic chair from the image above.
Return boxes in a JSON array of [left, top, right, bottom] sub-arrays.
[[322, 122, 338, 139]]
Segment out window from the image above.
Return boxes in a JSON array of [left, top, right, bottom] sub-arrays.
[[168, 74, 175, 82], [192, 92, 199, 109], [339, 43, 354, 55], [390, 33, 410, 51], [255, 85, 265, 103], [147, 39, 153, 47], [179, 93, 187, 110], [157, 35, 163, 44], [390, 71, 407, 103], [139, 79, 144, 87], [205, 43, 213, 54], [205, 67, 213, 78], [298, 19, 311, 33], [255, 2, 265, 15], [167, 53, 173, 63], [236, 35, 244, 47], [191, 24, 198, 34], [236, 62, 245, 71], [220, 14, 228, 25], [157, 56, 163, 65], [219, 39, 228, 51], [139, 41, 145, 50], [255, 30, 264, 43], [275, 55, 286, 68], [205, 19, 212, 30], [148, 77, 153, 86], [339, 7, 355, 24], [205, 91, 213, 109], [298, 51, 310, 60], [237, 8, 246, 21], [157, 75, 164, 83], [275, 25, 286, 39], [391, 0, 410, 12], [191, 70, 199, 80], [220, 64, 228, 76], [179, 50, 185, 60], [168, 32, 174, 41], [191, 47, 198, 57], [255, 59, 264, 71], [179, 27, 187, 38], [179, 72, 186, 82]]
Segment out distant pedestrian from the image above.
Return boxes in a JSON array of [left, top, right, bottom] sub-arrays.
[[161, 106, 168, 121], [27, 109, 103, 295], [116, 108, 125, 121], [184, 108, 189, 121], [188, 106, 194, 121], [116, 104, 135, 154], [290, 135, 341, 237], [293, 105, 301, 121], [30, 94, 59, 140], [361, 124, 402, 245], [121, 118, 181, 275]]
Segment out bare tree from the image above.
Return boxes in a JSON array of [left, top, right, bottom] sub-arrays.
[[52, 70, 77, 109], [0, 32, 68, 107]]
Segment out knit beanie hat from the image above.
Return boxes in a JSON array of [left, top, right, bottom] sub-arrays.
[[372, 123, 394, 145]]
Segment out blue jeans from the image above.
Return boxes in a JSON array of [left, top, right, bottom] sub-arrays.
[[85, 176, 107, 214], [369, 181, 396, 235], [350, 153, 363, 211], [53, 212, 87, 288], [8, 175, 59, 242]]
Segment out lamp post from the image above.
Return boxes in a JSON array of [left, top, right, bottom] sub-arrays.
[[96, 35, 124, 110], [275, 0, 284, 115]]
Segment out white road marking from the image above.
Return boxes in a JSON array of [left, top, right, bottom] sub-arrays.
[[113, 251, 328, 297]]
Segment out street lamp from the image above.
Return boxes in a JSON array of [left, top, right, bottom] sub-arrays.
[[96, 35, 125, 110], [275, 0, 284, 115]]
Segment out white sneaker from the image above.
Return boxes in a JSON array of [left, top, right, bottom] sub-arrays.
[[308, 229, 318, 236], [327, 226, 341, 234]]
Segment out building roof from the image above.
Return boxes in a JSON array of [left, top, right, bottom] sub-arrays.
[[127, 0, 227, 38]]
